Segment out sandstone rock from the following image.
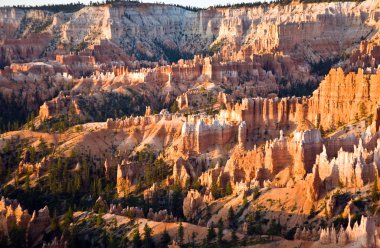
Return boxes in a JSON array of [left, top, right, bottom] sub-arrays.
[[104, 159, 110, 180], [180, 117, 237, 154], [168, 240, 180, 248], [172, 157, 192, 188], [94, 196, 107, 212], [238, 121, 247, 149], [337, 225, 348, 246], [315, 140, 376, 191], [73, 162, 81, 172], [319, 216, 378, 248], [146, 208, 175, 222], [143, 183, 159, 203], [0, 198, 34, 238], [199, 162, 224, 190], [233, 181, 249, 195], [42, 236, 67, 248], [1, 0, 376, 66], [306, 163, 322, 201], [116, 160, 142, 197], [27, 206, 51, 247], [183, 190, 207, 221], [295, 227, 320, 241], [309, 68, 380, 129], [342, 200, 361, 219], [117, 206, 144, 218]]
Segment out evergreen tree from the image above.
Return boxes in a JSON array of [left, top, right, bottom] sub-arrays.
[[227, 207, 235, 229], [9, 220, 26, 248], [169, 101, 179, 113], [0, 156, 3, 177], [371, 175, 379, 202], [111, 218, 117, 230], [159, 229, 171, 248], [63, 207, 73, 230], [246, 213, 262, 235], [211, 182, 222, 199], [24, 171, 30, 191], [50, 210, 60, 234], [171, 184, 183, 217], [225, 181, 232, 195], [132, 229, 142, 248], [190, 232, 197, 248], [217, 218, 224, 244], [96, 211, 103, 226], [206, 224, 216, 242], [267, 219, 282, 236], [201, 237, 208, 248], [143, 223, 155, 248], [120, 234, 129, 248], [242, 196, 248, 205], [231, 229, 238, 245], [107, 231, 119, 248], [252, 187, 260, 200], [177, 221, 184, 245], [14, 173, 19, 188], [310, 204, 316, 217]]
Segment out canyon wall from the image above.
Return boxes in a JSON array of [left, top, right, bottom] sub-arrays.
[[1, 0, 380, 65], [308, 68, 380, 129], [100, 65, 380, 160]]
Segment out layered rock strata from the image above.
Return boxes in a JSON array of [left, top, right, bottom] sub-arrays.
[[1, 1, 378, 64]]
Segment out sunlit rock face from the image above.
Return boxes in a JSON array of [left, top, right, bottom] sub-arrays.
[[319, 216, 380, 248], [0, 197, 50, 247], [308, 68, 380, 129], [1, 1, 379, 65], [314, 140, 378, 191]]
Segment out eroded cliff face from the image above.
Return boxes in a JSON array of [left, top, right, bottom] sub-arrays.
[[4, 0, 380, 129], [213, 0, 378, 61], [0, 8, 53, 65], [95, 64, 380, 163], [1, 0, 380, 64], [308, 68, 380, 129], [56, 0, 380, 62]]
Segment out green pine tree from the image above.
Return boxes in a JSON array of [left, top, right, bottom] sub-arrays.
[[228, 207, 235, 229], [190, 232, 197, 248], [24, 172, 30, 191], [225, 181, 232, 195], [178, 222, 184, 245], [159, 229, 171, 248], [63, 207, 73, 230], [143, 223, 155, 248], [96, 210, 103, 226], [217, 218, 224, 244], [231, 229, 238, 245], [371, 175, 379, 202], [207, 224, 216, 242], [50, 210, 60, 234], [132, 229, 142, 248]]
